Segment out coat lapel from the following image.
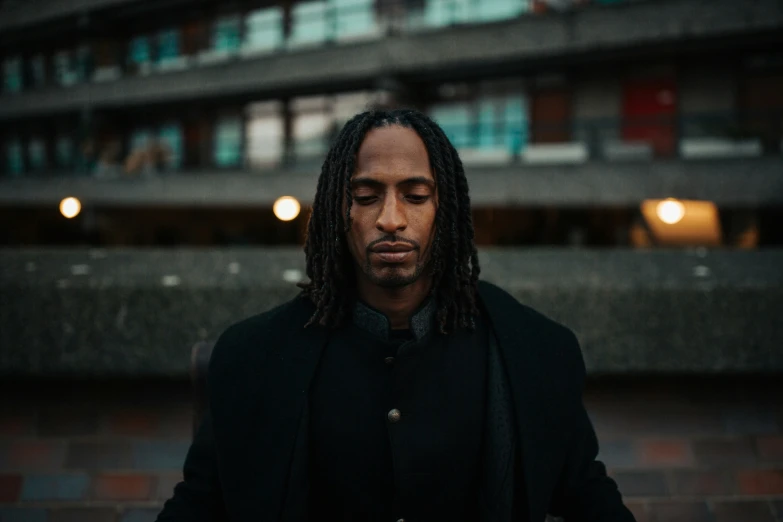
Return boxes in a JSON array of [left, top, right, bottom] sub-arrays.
[[478, 281, 542, 522], [218, 296, 328, 521]]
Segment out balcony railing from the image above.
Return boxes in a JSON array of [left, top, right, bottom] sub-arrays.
[[2, 0, 625, 96], [2, 111, 782, 178]]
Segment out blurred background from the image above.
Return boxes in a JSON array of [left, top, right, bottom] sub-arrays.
[[0, 0, 782, 520]]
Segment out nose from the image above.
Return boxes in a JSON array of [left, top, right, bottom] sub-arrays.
[[375, 194, 407, 234]]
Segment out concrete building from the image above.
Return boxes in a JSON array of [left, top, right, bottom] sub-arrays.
[[0, 0, 782, 521]]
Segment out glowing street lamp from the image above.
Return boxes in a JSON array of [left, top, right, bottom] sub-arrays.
[[273, 196, 301, 222], [656, 198, 685, 225], [59, 197, 82, 219]]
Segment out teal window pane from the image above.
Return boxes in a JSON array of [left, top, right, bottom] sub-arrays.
[[131, 129, 153, 152], [425, 0, 471, 27], [28, 138, 47, 171], [290, 1, 330, 45], [158, 29, 180, 62], [159, 123, 183, 170], [504, 96, 528, 153], [7, 140, 24, 176], [213, 17, 242, 52], [334, 0, 378, 40], [477, 99, 499, 149], [54, 51, 78, 86], [431, 104, 471, 148], [30, 54, 46, 88], [214, 118, 242, 167], [245, 8, 284, 51], [129, 37, 151, 64], [3, 56, 23, 93], [475, 0, 525, 22], [56, 137, 74, 169]]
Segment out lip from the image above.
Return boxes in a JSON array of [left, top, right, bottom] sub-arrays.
[[370, 243, 415, 263], [371, 242, 415, 253], [373, 250, 413, 263]]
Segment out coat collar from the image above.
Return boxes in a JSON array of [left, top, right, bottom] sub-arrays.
[[352, 296, 436, 341]]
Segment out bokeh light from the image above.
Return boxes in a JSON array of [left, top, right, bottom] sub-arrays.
[[273, 196, 301, 222]]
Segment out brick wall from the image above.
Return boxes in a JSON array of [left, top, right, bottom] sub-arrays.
[[0, 377, 781, 522]]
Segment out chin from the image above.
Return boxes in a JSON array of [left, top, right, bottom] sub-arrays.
[[368, 267, 420, 288]]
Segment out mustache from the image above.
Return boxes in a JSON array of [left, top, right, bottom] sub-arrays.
[[366, 235, 421, 252]]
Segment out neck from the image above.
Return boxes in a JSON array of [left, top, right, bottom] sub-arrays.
[[356, 277, 432, 330]]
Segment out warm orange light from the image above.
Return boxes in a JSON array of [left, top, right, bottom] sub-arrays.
[[656, 198, 685, 225], [273, 196, 301, 222], [59, 197, 81, 219]]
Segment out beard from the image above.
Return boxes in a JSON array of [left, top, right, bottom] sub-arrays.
[[362, 256, 427, 288], [361, 235, 427, 288]]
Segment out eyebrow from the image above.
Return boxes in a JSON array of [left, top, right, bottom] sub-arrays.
[[350, 176, 436, 189]]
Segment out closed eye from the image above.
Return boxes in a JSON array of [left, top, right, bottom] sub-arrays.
[[354, 196, 377, 205], [406, 195, 430, 203]]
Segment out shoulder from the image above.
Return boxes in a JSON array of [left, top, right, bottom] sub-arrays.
[[477, 280, 584, 377], [208, 293, 315, 375]]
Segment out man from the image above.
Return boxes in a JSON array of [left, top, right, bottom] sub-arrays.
[[157, 109, 636, 522]]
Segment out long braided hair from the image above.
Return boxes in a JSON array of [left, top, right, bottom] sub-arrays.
[[299, 108, 480, 333]]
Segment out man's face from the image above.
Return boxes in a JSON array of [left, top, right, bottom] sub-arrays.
[[345, 125, 438, 289]]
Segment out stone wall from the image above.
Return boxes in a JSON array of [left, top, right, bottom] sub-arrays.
[[1, 248, 782, 377]]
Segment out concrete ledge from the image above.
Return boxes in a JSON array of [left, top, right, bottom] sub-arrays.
[[1, 0, 781, 119], [2, 158, 782, 207], [0, 248, 781, 377]]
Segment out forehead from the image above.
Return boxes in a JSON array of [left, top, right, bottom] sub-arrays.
[[353, 125, 433, 181]]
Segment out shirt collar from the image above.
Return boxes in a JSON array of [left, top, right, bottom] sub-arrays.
[[352, 296, 436, 341]]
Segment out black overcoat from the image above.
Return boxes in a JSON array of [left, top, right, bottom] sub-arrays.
[[157, 281, 635, 522]]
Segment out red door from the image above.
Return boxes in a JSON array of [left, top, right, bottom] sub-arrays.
[[531, 89, 571, 144], [622, 78, 677, 157]]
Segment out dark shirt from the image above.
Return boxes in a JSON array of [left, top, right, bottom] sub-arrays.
[[308, 299, 489, 522]]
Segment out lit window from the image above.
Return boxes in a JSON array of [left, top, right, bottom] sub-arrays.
[[640, 199, 722, 246], [244, 7, 284, 52], [28, 137, 47, 172], [157, 29, 181, 63], [56, 136, 74, 169], [159, 123, 184, 170], [6, 139, 24, 176], [289, 1, 330, 47], [213, 16, 242, 52], [3, 56, 23, 93], [214, 117, 242, 167], [333, 0, 379, 42], [246, 102, 284, 169], [29, 54, 46, 88]]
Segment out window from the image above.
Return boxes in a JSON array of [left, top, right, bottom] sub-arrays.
[[424, 0, 527, 27], [244, 7, 284, 53], [476, 0, 527, 21], [289, 1, 330, 47], [157, 29, 181, 63], [54, 50, 76, 86], [128, 36, 153, 74], [3, 56, 23, 93], [430, 82, 528, 156], [56, 136, 74, 170], [213, 16, 242, 52], [430, 103, 472, 148], [246, 102, 284, 168], [29, 54, 46, 88], [214, 117, 242, 167], [6, 139, 23, 176], [334, 0, 379, 42], [158, 123, 183, 170], [424, 0, 470, 27], [28, 137, 47, 172], [292, 96, 332, 158]]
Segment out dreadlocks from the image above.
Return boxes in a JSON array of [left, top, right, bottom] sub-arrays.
[[299, 108, 480, 333]]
